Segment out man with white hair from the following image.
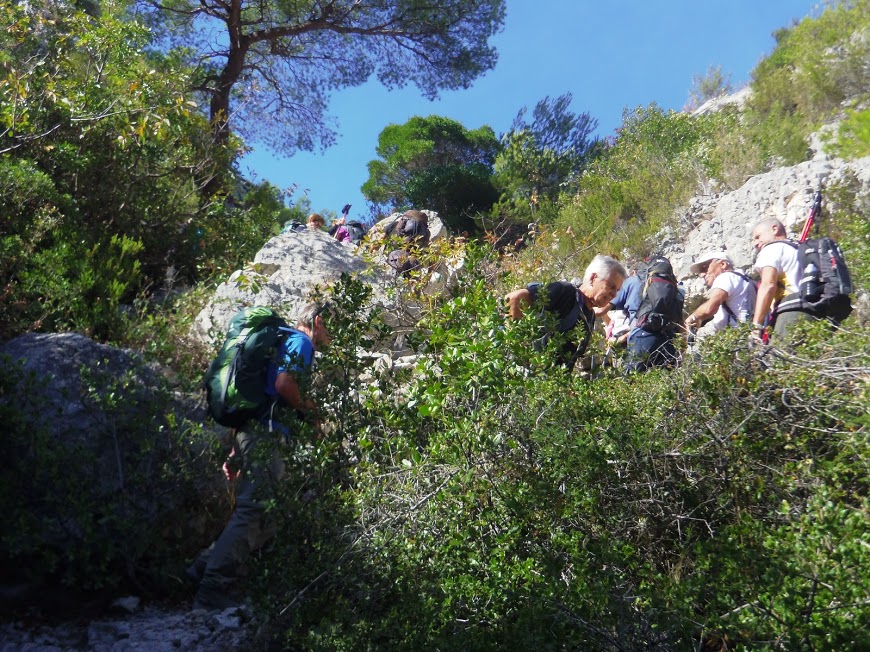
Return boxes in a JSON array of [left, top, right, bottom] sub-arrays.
[[686, 252, 757, 334], [505, 255, 627, 369]]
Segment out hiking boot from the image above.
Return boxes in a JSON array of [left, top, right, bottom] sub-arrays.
[[192, 588, 242, 612], [185, 559, 206, 587]]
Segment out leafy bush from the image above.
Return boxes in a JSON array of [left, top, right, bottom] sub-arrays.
[[830, 107, 870, 159], [242, 249, 869, 650], [546, 105, 718, 263], [0, 354, 224, 596], [0, 2, 289, 341], [744, 1, 870, 166]]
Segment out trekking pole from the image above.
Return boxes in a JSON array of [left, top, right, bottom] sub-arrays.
[[798, 189, 822, 244], [341, 203, 351, 219]]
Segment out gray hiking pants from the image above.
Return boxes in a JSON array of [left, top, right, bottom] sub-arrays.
[[773, 309, 817, 340], [193, 426, 285, 605]]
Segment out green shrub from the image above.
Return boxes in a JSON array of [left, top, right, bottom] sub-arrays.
[[0, 354, 224, 595], [244, 248, 869, 650], [745, 0, 870, 166], [550, 105, 716, 263]]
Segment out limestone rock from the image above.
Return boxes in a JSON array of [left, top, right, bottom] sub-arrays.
[[691, 86, 753, 117], [0, 333, 221, 594], [666, 155, 870, 299], [195, 210, 459, 358], [194, 227, 391, 343]]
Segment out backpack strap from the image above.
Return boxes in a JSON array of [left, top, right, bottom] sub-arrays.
[[727, 270, 754, 284], [557, 289, 584, 332], [759, 240, 799, 318], [718, 271, 757, 327], [760, 238, 799, 251]]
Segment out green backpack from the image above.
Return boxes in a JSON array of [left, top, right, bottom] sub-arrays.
[[204, 306, 289, 428]]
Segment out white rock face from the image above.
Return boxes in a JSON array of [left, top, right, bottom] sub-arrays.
[[666, 154, 870, 299], [194, 227, 391, 342], [691, 86, 753, 117], [194, 210, 454, 349]]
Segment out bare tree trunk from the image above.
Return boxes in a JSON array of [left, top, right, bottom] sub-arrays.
[[202, 0, 247, 198]]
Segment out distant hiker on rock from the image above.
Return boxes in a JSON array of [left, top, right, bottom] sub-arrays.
[[686, 251, 757, 336], [307, 213, 326, 230], [329, 203, 358, 244], [384, 209, 430, 247], [384, 209, 431, 277], [331, 217, 351, 243], [623, 256, 685, 374], [281, 220, 306, 234], [505, 255, 627, 370], [189, 302, 331, 612]]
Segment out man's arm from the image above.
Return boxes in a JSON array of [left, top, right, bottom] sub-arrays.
[[275, 372, 315, 414], [505, 288, 533, 320], [753, 266, 779, 327], [687, 289, 728, 328]]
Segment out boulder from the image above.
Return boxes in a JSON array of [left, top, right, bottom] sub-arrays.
[[665, 154, 870, 299], [194, 227, 392, 343], [195, 211, 461, 357], [0, 333, 220, 593]]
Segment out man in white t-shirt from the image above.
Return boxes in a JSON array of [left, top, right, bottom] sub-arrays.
[[750, 217, 814, 339], [686, 252, 757, 335]]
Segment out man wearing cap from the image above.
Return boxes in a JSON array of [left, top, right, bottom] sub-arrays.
[[686, 252, 757, 335]]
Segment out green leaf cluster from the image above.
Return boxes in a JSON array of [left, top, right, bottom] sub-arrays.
[[0, 1, 290, 340], [362, 115, 501, 231], [545, 104, 719, 264], [237, 251, 870, 651]]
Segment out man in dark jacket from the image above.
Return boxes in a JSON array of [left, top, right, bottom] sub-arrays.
[[505, 255, 626, 369]]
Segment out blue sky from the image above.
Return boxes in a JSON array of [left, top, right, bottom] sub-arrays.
[[240, 1, 821, 223]]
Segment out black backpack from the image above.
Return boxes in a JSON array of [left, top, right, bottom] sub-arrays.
[[385, 214, 430, 246], [775, 237, 853, 322], [345, 220, 367, 244], [204, 306, 290, 428], [635, 257, 684, 334], [282, 220, 306, 234]]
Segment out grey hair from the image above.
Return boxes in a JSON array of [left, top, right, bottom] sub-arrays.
[[752, 217, 786, 234], [583, 255, 627, 285], [296, 301, 331, 329]]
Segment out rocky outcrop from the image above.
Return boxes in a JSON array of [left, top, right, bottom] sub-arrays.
[[691, 86, 752, 117], [0, 333, 222, 597], [194, 227, 387, 343], [1, 332, 193, 437], [665, 154, 870, 298], [194, 210, 453, 355]]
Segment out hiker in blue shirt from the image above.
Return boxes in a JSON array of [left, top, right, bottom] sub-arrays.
[[505, 255, 627, 370], [189, 302, 331, 612], [596, 265, 643, 348]]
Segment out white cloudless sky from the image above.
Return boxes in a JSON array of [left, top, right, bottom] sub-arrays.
[[239, 1, 823, 223]]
